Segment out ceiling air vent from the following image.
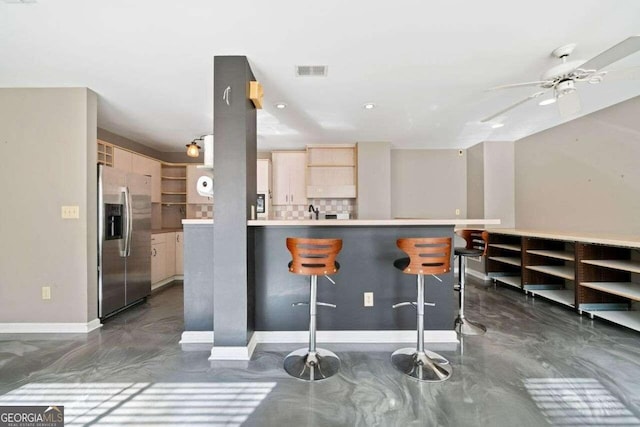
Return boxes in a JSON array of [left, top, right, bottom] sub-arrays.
[[295, 65, 328, 77]]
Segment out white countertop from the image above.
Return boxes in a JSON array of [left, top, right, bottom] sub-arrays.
[[487, 228, 640, 249], [248, 218, 501, 226], [182, 219, 214, 225]]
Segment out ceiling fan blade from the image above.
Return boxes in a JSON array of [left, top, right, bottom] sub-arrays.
[[481, 91, 548, 123], [604, 65, 640, 81], [557, 91, 581, 118], [486, 81, 549, 91], [580, 35, 640, 71]]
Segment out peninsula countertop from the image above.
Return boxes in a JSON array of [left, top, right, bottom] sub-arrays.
[[183, 218, 501, 227]]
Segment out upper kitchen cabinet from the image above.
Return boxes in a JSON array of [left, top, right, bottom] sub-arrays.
[[97, 140, 114, 167], [186, 165, 213, 205], [306, 144, 357, 198], [132, 154, 161, 203], [113, 147, 133, 171], [272, 151, 306, 205]]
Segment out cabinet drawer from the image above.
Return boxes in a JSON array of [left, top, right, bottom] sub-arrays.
[[151, 233, 167, 244]]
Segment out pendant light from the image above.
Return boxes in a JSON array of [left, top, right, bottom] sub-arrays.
[[185, 138, 202, 158]]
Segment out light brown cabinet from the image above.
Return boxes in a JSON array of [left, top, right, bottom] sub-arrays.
[[113, 147, 133, 171], [132, 154, 161, 203], [272, 151, 306, 205], [175, 232, 184, 275], [151, 231, 184, 286], [306, 144, 357, 198]]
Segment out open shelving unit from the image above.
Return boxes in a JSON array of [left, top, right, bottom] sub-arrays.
[[306, 144, 357, 198], [97, 140, 114, 167], [161, 163, 187, 229], [487, 234, 522, 289], [577, 243, 640, 332], [523, 238, 576, 308]]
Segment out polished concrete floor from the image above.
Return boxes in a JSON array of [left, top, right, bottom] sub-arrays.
[[1, 279, 640, 426]]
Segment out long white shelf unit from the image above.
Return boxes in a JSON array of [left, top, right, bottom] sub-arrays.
[[486, 230, 640, 333]]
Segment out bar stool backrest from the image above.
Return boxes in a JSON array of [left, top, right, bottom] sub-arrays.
[[456, 229, 489, 256], [286, 237, 342, 276], [396, 237, 452, 275]]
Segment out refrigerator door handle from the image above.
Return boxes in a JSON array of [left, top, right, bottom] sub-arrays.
[[123, 186, 133, 257]]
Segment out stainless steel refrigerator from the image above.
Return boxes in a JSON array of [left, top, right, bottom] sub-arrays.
[[98, 164, 151, 318]]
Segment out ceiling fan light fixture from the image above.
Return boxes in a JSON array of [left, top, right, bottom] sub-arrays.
[[539, 98, 557, 106]]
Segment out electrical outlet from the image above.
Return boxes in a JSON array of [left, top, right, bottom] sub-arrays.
[[42, 286, 51, 300], [455, 208, 460, 216], [364, 292, 374, 307], [61, 205, 80, 219]]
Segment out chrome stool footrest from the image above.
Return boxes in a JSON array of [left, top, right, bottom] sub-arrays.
[[284, 347, 340, 381], [392, 301, 436, 309], [391, 348, 452, 382], [316, 302, 336, 308]]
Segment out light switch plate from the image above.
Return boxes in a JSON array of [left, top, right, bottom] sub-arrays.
[[61, 205, 80, 219], [42, 286, 51, 300], [364, 292, 374, 307]]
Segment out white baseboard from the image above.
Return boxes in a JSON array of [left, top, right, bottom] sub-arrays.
[[209, 332, 258, 361], [151, 275, 183, 291], [181, 329, 458, 346], [180, 331, 214, 344], [0, 318, 102, 334]]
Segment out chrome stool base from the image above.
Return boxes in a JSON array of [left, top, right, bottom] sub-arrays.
[[391, 348, 452, 382], [455, 316, 487, 336], [284, 348, 340, 381]]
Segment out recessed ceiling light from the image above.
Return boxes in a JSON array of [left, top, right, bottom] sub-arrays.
[[539, 98, 557, 106], [491, 123, 504, 129], [275, 103, 287, 109], [363, 103, 376, 110]]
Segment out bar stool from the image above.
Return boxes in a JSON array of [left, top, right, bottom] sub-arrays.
[[284, 237, 342, 381], [454, 229, 488, 336], [392, 237, 453, 382]]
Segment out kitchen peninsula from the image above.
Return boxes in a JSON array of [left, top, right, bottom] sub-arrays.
[[181, 218, 500, 349]]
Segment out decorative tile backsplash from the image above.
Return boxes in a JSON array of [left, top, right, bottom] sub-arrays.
[[273, 199, 356, 220], [194, 203, 214, 219]]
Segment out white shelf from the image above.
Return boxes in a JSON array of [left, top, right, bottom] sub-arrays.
[[489, 256, 521, 267], [527, 249, 575, 261], [489, 244, 521, 252], [530, 289, 575, 307], [581, 259, 640, 274], [526, 265, 575, 280], [581, 282, 640, 301], [495, 276, 521, 288], [587, 310, 640, 332]]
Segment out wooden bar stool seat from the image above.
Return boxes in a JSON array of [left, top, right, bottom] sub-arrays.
[[284, 237, 342, 381], [391, 237, 453, 382], [454, 229, 488, 336]]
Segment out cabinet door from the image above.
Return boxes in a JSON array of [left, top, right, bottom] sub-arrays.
[[113, 147, 133, 172], [151, 242, 166, 284], [288, 152, 307, 205], [165, 232, 176, 278], [187, 165, 213, 204], [271, 153, 290, 205], [132, 154, 162, 204], [257, 159, 271, 193], [175, 232, 184, 275]]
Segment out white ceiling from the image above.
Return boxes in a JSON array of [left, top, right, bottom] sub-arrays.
[[1, 0, 640, 152]]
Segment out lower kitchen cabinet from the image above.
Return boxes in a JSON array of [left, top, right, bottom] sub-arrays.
[[151, 231, 185, 287]]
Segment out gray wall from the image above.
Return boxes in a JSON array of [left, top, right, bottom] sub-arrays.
[[0, 88, 97, 323], [515, 97, 640, 234], [357, 141, 391, 219], [466, 143, 485, 219], [391, 149, 466, 219]]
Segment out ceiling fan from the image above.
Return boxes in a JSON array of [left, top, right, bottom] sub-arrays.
[[482, 35, 640, 123]]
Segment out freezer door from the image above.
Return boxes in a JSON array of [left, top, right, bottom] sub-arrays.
[[99, 165, 127, 318], [125, 172, 152, 304]]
